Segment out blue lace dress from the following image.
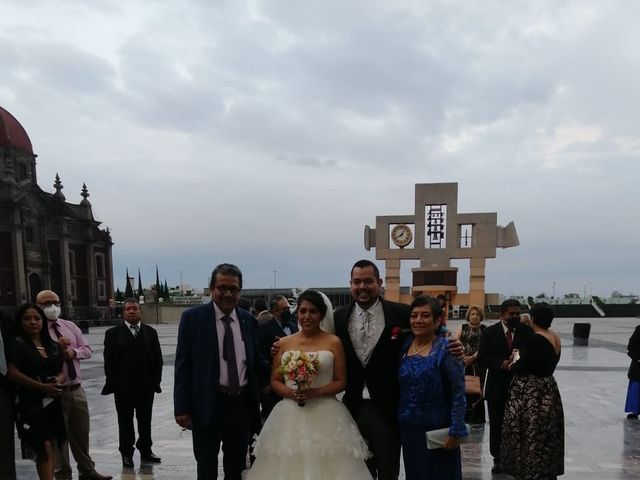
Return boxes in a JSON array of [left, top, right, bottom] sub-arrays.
[[398, 336, 468, 480]]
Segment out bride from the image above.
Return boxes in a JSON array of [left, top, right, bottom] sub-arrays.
[[247, 289, 372, 480]]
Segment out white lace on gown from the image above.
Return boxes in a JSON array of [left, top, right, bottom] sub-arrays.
[[247, 350, 372, 480]]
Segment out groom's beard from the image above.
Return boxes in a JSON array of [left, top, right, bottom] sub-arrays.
[[355, 291, 377, 309]]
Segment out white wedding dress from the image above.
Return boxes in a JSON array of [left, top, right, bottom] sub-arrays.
[[246, 350, 372, 480]]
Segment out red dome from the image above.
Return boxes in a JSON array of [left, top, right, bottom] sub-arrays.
[[0, 106, 33, 154]]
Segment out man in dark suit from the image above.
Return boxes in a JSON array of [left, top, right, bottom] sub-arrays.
[[478, 299, 533, 474], [257, 295, 298, 419], [334, 260, 411, 480], [174, 263, 269, 480], [0, 309, 16, 480], [102, 299, 163, 469]]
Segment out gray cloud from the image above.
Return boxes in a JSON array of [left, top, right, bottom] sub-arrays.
[[1, 0, 639, 297]]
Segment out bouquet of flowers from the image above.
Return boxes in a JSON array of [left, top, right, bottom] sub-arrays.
[[277, 350, 321, 407]]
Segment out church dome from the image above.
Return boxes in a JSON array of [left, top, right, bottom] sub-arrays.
[[0, 106, 34, 154]]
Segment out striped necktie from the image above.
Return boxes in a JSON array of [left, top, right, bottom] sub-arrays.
[[130, 324, 140, 337]]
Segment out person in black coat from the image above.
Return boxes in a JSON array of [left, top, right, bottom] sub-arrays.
[[624, 324, 640, 418], [477, 299, 533, 474], [0, 309, 16, 480], [334, 260, 411, 480], [102, 299, 163, 468], [257, 295, 298, 420]]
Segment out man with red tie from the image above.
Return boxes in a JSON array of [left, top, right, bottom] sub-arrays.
[[36, 290, 112, 480], [478, 299, 533, 474]]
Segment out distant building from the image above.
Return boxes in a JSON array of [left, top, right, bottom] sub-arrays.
[[0, 106, 113, 312]]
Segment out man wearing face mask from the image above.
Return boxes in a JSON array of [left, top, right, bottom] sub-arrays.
[[478, 299, 533, 474], [36, 290, 112, 480], [257, 295, 298, 419]]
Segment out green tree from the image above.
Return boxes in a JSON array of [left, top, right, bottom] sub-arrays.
[[115, 288, 124, 302], [155, 264, 161, 301], [137, 268, 144, 299], [124, 268, 134, 298]]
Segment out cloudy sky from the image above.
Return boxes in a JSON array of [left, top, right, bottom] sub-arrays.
[[2, 0, 639, 298]]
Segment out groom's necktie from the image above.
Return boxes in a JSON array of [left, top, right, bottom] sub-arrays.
[[362, 310, 371, 335], [358, 310, 372, 364], [221, 316, 240, 392], [51, 322, 77, 380]]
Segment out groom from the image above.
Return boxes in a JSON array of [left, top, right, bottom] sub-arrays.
[[334, 260, 410, 480], [335, 259, 462, 480]]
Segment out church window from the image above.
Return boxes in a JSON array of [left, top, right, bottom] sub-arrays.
[[95, 253, 105, 278]]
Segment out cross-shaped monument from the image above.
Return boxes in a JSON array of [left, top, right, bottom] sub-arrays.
[[364, 182, 519, 308]]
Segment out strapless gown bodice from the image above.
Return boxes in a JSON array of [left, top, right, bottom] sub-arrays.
[[283, 350, 335, 393], [246, 349, 372, 480]]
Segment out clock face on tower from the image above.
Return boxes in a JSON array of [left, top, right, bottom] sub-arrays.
[[391, 224, 413, 248]]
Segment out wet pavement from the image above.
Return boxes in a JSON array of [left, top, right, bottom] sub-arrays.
[[13, 316, 640, 479]]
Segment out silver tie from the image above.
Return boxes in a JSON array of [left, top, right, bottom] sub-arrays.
[[360, 310, 371, 362]]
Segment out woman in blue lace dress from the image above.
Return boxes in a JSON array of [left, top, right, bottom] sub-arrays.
[[398, 296, 468, 480]]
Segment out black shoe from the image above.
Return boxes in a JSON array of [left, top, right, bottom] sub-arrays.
[[491, 464, 502, 474], [121, 456, 134, 468], [140, 451, 162, 463], [627, 413, 638, 419]]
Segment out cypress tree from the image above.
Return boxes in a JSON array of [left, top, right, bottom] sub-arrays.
[[137, 268, 144, 299], [155, 264, 162, 301], [124, 268, 134, 298]]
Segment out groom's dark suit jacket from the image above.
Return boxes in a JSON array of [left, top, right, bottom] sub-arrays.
[[173, 302, 269, 434], [334, 298, 410, 422]]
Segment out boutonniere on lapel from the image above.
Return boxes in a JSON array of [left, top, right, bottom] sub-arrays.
[[391, 326, 401, 340], [390, 326, 411, 341]]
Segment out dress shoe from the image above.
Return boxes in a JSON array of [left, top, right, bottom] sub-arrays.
[[627, 413, 638, 419], [121, 456, 134, 468], [79, 472, 113, 480], [140, 451, 162, 463]]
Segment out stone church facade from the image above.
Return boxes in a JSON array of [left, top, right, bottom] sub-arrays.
[[0, 106, 113, 314]]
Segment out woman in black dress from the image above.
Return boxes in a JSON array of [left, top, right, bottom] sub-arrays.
[[8, 304, 66, 480], [452, 305, 486, 424], [500, 303, 564, 480], [624, 324, 640, 418]]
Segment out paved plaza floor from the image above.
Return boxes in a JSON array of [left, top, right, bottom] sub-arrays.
[[13, 316, 640, 479]]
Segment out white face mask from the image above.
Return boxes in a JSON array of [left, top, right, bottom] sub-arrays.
[[43, 305, 61, 321]]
